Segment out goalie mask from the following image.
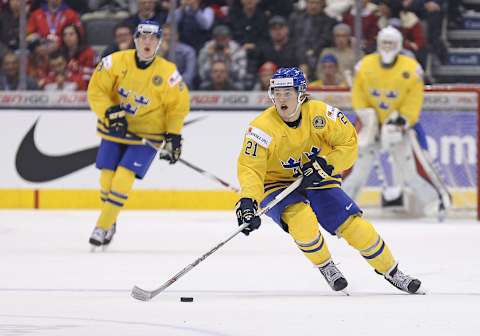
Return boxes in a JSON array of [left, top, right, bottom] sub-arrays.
[[377, 26, 403, 65], [134, 20, 163, 62], [268, 67, 308, 121]]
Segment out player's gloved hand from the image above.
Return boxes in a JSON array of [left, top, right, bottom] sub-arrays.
[[300, 156, 334, 189], [159, 133, 182, 164], [235, 198, 261, 236], [105, 105, 128, 137], [381, 113, 408, 150]]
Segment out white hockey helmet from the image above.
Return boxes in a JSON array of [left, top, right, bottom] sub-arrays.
[[377, 26, 403, 65]]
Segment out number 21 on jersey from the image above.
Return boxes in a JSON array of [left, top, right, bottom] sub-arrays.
[[244, 140, 258, 156]]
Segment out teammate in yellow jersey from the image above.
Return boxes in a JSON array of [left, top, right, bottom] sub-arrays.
[[87, 20, 190, 249], [236, 67, 423, 294], [343, 26, 450, 218]]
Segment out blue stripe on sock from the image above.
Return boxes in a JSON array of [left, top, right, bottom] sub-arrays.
[[363, 241, 385, 260], [300, 236, 325, 253], [110, 190, 128, 200], [106, 198, 124, 207], [296, 234, 321, 248]]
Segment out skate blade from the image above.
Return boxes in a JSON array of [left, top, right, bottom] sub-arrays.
[[340, 289, 350, 296], [413, 285, 427, 295], [89, 244, 105, 253]]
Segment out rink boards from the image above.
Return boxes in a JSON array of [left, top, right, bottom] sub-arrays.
[[0, 90, 477, 209]]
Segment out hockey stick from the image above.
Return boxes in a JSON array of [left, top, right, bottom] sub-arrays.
[[141, 137, 240, 193], [131, 177, 303, 301]]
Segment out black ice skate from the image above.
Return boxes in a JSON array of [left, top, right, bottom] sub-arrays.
[[318, 260, 349, 293], [103, 223, 116, 245], [384, 263, 424, 294], [89, 227, 106, 248]]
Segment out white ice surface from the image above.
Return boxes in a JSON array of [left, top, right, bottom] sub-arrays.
[[1, 210, 480, 336]]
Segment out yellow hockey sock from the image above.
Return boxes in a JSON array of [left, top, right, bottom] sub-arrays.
[[338, 216, 396, 274], [282, 202, 331, 266], [96, 166, 135, 230], [99, 169, 114, 202]]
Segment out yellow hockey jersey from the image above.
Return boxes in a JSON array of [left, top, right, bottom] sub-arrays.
[[352, 53, 424, 125], [238, 100, 358, 203], [87, 49, 190, 145]]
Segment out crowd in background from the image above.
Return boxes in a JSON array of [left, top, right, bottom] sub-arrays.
[[0, 0, 462, 92]]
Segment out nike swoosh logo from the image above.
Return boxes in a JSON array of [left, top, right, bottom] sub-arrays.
[[16, 116, 206, 182], [15, 119, 99, 182], [345, 203, 353, 210], [133, 162, 142, 167]]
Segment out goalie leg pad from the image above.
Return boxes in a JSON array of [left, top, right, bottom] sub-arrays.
[[282, 202, 332, 266], [390, 136, 441, 215], [96, 166, 135, 230], [408, 129, 451, 211], [342, 143, 380, 200], [337, 216, 396, 274]]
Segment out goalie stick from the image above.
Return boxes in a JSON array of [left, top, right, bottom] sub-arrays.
[[131, 177, 303, 301]]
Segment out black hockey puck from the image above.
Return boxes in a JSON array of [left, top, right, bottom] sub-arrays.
[[180, 297, 194, 302]]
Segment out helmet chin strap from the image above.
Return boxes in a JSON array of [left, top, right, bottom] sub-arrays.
[[288, 94, 306, 120]]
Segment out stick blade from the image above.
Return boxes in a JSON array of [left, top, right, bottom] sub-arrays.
[[131, 285, 153, 301]]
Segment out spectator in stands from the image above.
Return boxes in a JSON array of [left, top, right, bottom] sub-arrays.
[[228, 0, 269, 48], [0, 0, 22, 52], [255, 16, 298, 71], [252, 61, 276, 91], [86, 0, 133, 18], [378, 1, 426, 67], [227, 0, 269, 89], [198, 24, 246, 89], [0, 52, 39, 90], [317, 23, 358, 86], [125, 0, 168, 29], [447, 0, 463, 29], [343, 0, 379, 53], [257, 0, 295, 18], [288, 0, 337, 79], [27, 0, 83, 50], [309, 53, 348, 89], [60, 24, 97, 87], [27, 37, 51, 88], [401, 0, 447, 63], [158, 23, 196, 88], [199, 59, 241, 90], [324, 0, 353, 21], [101, 22, 134, 58], [171, 0, 215, 53], [42, 50, 85, 91]]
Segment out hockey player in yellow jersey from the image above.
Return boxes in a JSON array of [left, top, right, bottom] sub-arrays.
[[236, 67, 423, 294], [87, 20, 190, 249], [343, 26, 450, 218]]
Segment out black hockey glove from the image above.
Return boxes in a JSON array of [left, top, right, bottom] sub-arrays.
[[159, 133, 182, 164], [235, 198, 261, 236], [386, 115, 408, 127], [105, 105, 128, 137], [300, 156, 334, 189]]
